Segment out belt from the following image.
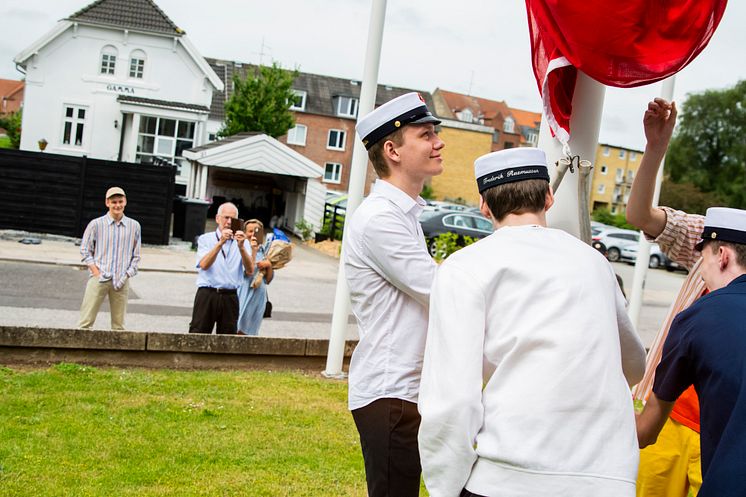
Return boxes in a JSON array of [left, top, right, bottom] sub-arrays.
[[201, 287, 237, 295]]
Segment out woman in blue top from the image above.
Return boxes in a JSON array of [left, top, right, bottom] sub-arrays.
[[237, 219, 274, 335]]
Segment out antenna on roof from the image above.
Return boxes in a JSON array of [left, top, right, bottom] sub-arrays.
[[253, 37, 272, 66], [467, 70, 475, 96]]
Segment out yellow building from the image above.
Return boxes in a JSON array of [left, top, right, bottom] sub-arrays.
[[429, 119, 494, 206], [589, 143, 644, 215]]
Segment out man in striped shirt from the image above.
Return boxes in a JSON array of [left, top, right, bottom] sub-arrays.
[[78, 186, 141, 331]]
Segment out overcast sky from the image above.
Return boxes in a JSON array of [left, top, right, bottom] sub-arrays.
[[3, 0, 745, 150]]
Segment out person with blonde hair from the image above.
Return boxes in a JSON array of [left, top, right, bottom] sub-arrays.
[[237, 219, 273, 335]]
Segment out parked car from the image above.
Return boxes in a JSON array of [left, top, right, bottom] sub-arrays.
[[419, 211, 493, 257], [423, 200, 471, 212], [620, 242, 671, 269], [592, 227, 641, 262]]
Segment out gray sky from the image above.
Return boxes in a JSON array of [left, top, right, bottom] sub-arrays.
[[3, 0, 745, 151]]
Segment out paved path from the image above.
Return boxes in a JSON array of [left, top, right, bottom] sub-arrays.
[[0, 230, 688, 347]]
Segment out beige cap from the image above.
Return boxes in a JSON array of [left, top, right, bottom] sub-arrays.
[[105, 186, 126, 199]]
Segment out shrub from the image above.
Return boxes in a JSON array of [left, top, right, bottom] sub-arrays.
[[294, 218, 314, 241]]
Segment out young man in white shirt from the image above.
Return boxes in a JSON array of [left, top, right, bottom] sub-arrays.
[[345, 92, 445, 497], [418, 148, 646, 497]]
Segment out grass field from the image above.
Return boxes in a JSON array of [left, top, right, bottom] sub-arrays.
[[0, 136, 11, 148], [0, 364, 382, 496]]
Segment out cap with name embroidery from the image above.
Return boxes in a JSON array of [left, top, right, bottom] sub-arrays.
[[474, 148, 550, 193], [356, 92, 441, 150], [695, 207, 746, 250]]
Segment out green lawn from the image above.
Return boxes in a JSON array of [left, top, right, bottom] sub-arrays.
[[0, 136, 11, 149], [0, 364, 373, 496]]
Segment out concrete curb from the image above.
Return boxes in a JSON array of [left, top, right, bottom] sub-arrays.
[[0, 257, 197, 274], [0, 326, 356, 371]]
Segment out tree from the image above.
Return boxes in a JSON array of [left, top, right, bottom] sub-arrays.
[[659, 178, 723, 215], [220, 62, 299, 138], [666, 80, 746, 208], [0, 110, 22, 149]]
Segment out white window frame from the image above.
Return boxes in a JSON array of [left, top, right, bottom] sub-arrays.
[[503, 117, 515, 133], [629, 151, 637, 161], [619, 149, 626, 159], [289, 90, 307, 111], [324, 162, 343, 184], [603, 146, 610, 156], [601, 165, 608, 175], [61, 104, 88, 147], [327, 129, 346, 151], [286, 124, 307, 146], [616, 168, 624, 182], [458, 108, 473, 123], [627, 170, 635, 182], [597, 184, 606, 194], [129, 49, 146, 79], [100, 45, 117, 75], [527, 131, 538, 145], [136, 116, 196, 169], [336, 96, 358, 118]]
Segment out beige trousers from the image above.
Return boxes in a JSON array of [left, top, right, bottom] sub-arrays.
[[78, 277, 129, 330]]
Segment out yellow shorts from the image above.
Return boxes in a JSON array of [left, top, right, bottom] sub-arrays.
[[637, 418, 701, 497]]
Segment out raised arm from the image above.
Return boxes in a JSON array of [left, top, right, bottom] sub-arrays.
[[626, 99, 677, 238]]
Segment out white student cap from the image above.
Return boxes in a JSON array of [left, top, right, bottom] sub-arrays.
[[695, 207, 746, 250], [474, 147, 550, 193], [105, 186, 126, 198], [356, 92, 441, 150]]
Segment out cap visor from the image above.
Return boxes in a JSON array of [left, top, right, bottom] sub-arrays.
[[694, 239, 704, 251], [411, 115, 441, 126]]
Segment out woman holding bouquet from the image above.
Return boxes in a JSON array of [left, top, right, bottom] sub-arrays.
[[237, 219, 273, 336]]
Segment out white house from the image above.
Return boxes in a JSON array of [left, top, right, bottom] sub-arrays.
[[13, 0, 223, 186]]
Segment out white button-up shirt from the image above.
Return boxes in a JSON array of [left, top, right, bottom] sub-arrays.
[[344, 179, 437, 410]]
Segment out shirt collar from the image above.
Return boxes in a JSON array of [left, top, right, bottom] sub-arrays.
[[372, 179, 426, 216], [106, 213, 127, 226]]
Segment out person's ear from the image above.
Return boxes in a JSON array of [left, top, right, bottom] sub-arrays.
[[479, 196, 493, 220], [719, 245, 730, 271], [544, 185, 555, 211], [383, 139, 401, 165]]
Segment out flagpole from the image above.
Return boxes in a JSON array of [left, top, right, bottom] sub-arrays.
[[323, 0, 388, 378], [541, 71, 606, 237], [628, 76, 676, 327]]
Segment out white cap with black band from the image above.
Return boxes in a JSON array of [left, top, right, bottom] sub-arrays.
[[695, 207, 746, 250], [356, 92, 441, 150], [474, 148, 550, 193]]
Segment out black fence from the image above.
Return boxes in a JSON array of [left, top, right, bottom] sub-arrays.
[[0, 149, 175, 244], [318, 201, 346, 242]]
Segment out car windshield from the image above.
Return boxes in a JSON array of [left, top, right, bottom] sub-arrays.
[[419, 211, 439, 222]]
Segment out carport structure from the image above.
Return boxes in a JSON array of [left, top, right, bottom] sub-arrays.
[[183, 132, 325, 235]]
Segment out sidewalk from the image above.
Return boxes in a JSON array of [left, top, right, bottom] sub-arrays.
[[0, 230, 359, 340]]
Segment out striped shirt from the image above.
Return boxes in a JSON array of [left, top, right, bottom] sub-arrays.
[[80, 213, 142, 290], [633, 207, 705, 402]]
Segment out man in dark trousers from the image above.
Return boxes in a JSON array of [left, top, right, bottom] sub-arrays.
[[189, 201, 254, 334], [636, 207, 746, 497]]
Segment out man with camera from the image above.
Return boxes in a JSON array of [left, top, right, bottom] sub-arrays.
[[188, 201, 255, 334]]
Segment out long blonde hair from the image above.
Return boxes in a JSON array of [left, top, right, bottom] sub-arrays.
[[244, 218, 265, 244]]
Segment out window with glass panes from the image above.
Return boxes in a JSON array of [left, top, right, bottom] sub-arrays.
[[327, 129, 346, 150], [324, 162, 342, 183], [100, 46, 117, 75], [62, 105, 87, 147], [136, 116, 195, 165], [336, 96, 358, 117], [129, 57, 144, 78]]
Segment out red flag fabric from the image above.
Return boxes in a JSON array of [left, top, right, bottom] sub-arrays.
[[525, 0, 728, 143]]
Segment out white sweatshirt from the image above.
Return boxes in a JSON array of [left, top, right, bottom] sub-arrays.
[[418, 225, 646, 497]]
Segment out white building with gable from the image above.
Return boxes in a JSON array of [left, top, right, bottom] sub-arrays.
[[14, 0, 223, 186]]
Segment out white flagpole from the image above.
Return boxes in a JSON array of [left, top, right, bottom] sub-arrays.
[[628, 76, 676, 326], [541, 71, 606, 237], [323, 0, 388, 378]]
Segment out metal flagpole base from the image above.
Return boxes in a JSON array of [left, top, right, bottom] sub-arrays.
[[321, 370, 348, 380]]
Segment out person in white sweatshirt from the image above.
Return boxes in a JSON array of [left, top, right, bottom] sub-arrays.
[[418, 147, 646, 497]]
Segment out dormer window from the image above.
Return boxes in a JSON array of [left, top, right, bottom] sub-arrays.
[[129, 49, 146, 79], [100, 45, 117, 75], [457, 108, 473, 123], [503, 117, 515, 133], [289, 90, 307, 111], [336, 96, 358, 118]]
